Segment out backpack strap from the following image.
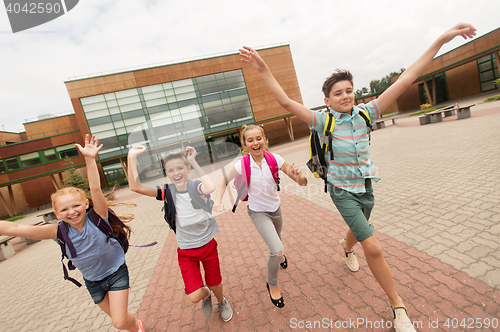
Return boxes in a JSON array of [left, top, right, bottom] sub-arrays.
[[87, 208, 129, 254], [323, 113, 335, 160], [56, 221, 82, 287], [358, 107, 373, 141], [160, 184, 176, 233], [242, 154, 251, 188], [263, 152, 280, 191], [232, 155, 250, 213], [188, 180, 214, 214]]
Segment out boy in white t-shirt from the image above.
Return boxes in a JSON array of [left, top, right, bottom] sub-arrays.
[[128, 145, 233, 322]]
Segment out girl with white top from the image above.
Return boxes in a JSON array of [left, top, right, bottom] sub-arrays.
[[214, 124, 307, 308]]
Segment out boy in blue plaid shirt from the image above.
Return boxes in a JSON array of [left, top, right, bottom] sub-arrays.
[[240, 23, 476, 332]]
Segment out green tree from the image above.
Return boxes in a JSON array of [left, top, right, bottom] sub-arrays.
[[355, 87, 369, 98], [63, 156, 89, 195], [355, 68, 406, 97]]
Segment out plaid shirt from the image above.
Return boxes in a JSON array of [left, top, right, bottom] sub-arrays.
[[309, 100, 382, 194]]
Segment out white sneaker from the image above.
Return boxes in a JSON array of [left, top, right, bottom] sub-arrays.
[[218, 297, 233, 322], [201, 287, 212, 318], [393, 307, 417, 332], [340, 239, 359, 272]]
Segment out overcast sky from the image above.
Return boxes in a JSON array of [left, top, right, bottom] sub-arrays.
[[1, 0, 499, 133]]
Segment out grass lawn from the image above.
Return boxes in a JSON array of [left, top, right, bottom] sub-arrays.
[[5, 216, 25, 222], [484, 94, 500, 102]]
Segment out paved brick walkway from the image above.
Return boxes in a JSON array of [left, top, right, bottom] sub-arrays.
[[1, 95, 499, 331]]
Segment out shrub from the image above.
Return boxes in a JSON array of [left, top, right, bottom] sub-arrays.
[[420, 103, 431, 110]]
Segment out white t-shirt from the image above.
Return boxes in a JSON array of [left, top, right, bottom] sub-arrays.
[[234, 153, 285, 212], [175, 191, 211, 227]]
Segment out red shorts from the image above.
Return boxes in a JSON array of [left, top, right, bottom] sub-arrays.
[[177, 238, 222, 295]]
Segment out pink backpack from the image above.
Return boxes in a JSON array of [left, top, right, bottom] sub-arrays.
[[232, 152, 280, 213]]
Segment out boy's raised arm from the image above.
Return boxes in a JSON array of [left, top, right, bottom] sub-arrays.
[[377, 23, 476, 112], [186, 146, 216, 194], [127, 145, 157, 197], [240, 46, 313, 125]]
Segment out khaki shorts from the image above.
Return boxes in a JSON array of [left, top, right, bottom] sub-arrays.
[[328, 179, 375, 242]]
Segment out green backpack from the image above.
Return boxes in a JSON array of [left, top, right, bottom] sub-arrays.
[[306, 107, 373, 192]]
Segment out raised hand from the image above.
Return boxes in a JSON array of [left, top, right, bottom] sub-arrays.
[[75, 134, 102, 159], [186, 146, 197, 163], [440, 23, 476, 44], [239, 46, 267, 72], [128, 145, 147, 157]]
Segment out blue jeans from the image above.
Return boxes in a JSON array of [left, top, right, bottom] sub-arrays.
[[84, 263, 130, 304]]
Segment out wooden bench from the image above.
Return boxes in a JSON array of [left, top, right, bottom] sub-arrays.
[[0, 220, 50, 261], [419, 104, 474, 125]]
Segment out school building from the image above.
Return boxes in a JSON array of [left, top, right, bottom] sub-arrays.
[[1, 27, 499, 218], [0, 45, 308, 217]]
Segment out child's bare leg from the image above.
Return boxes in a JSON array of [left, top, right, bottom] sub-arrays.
[[187, 286, 210, 304], [360, 236, 404, 308], [209, 283, 224, 302], [99, 290, 139, 332], [344, 228, 358, 252]]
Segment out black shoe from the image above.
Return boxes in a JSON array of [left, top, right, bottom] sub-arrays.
[[266, 283, 285, 308], [280, 255, 288, 269]]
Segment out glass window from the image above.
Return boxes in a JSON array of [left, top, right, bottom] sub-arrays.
[[119, 102, 142, 113], [116, 127, 127, 135], [106, 99, 118, 107], [121, 109, 145, 120], [143, 91, 166, 100], [108, 106, 121, 114], [81, 95, 105, 105], [146, 98, 168, 107], [142, 84, 163, 93], [21, 157, 42, 168], [5, 157, 20, 171], [117, 95, 141, 105], [104, 93, 116, 100], [85, 109, 110, 119], [481, 81, 495, 91], [0, 161, 5, 173], [89, 122, 114, 132], [44, 149, 58, 162], [82, 102, 108, 113], [124, 116, 146, 126], [56, 144, 78, 158], [115, 89, 139, 99], [162, 82, 173, 89], [176, 92, 197, 102], [174, 85, 195, 94], [479, 61, 492, 72], [19, 152, 43, 167], [87, 116, 112, 127], [172, 79, 192, 88]]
